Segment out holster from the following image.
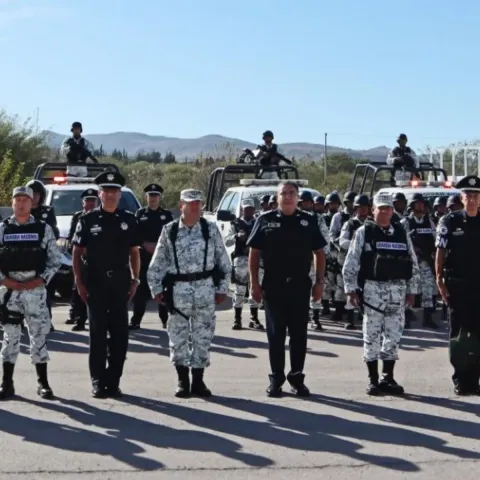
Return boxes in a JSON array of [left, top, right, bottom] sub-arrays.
[[0, 289, 24, 326], [161, 274, 175, 313]]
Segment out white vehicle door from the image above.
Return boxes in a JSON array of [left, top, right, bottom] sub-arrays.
[[215, 190, 235, 236], [218, 191, 241, 239]]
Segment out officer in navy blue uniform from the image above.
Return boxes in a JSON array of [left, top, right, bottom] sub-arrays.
[[130, 183, 173, 330], [248, 181, 327, 398], [435, 175, 480, 395], [65, 188, 99, 331], [72, 171, 141, 398]]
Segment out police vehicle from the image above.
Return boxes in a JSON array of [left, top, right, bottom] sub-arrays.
[[34, 162, 141, 297]]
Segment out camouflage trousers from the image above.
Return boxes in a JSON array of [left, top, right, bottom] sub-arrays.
[[231, 256, 259, 309], [419, 260, 435, 308], [334, 251, 347, 302], [309, 267, 321, 310], [361, 280, 406, 362], [168, 281, 216, 369], [0, 286, 50, 365], [323, 270, 335, 302]]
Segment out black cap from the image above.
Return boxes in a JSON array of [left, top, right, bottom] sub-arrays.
[[143, 183, 164, 195], [94, 171, 125, 189], [299, 190, 314, 202], [81, 188, 99, 199], [455, 175, 480, 192], [314, 195, 325, 204], [262, 130, 274, 139], [261, 194, 271, 204]]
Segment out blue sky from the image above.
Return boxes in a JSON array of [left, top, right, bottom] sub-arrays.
[[1, 0, 478, 151]]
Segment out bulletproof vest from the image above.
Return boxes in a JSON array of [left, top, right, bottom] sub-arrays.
[[360, 221, 413, 282], [324, 213, 334, 228], [392, 146, 412, 157], [232, 218, 254, 258], [340, 212, 350, 227], [66, 136, 88, 162], [348, 217, 363, 236], [444, 212, 480, 279], [0, 220, 47, 274], [257, 143, 278, 166], [407, 215, 435, 256]]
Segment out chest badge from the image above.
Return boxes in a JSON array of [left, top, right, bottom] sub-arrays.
[[42, 213, 48, 219], [161, 215, 166, 220], [300, 220, 308, 226], [121, 222, 128, 230]]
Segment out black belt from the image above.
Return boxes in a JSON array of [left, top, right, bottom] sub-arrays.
[[170, 270, 213, 282]]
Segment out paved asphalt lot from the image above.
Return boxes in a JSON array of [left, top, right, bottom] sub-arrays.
[[0, 299, 478, 479]]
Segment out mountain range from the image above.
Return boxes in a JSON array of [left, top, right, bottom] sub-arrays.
[[43, 130, 391, 162]]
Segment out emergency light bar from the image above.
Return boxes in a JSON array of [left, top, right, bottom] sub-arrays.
[[53, 176, 96, 184], [396, 180, 455, 188], [239, 179, 309, 186]]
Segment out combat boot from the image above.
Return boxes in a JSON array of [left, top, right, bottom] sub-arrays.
[[266, 374, 283, 397], [404, 308, 415, 329], [332, 301, 345, 321], [378, 360, 404, 395], [191, 368, 212, 397], [0, 362, 15, 400], [65, 317, 76, 325], [422, 308, 438, 329], [174, 365, 190, 398], [249, 307, 264, 330], [344, 310, 355, 330], [232, 308, 242, 330], [366, 360, 380, 396], [72, 320, 86, 331], [311, 310, 323, 331], [287, 372, 310, 397], [321, 300, 330, 315], [35, 363, 54, 399]]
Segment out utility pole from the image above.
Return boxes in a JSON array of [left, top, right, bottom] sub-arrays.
[[35, 107, 39, 134], [324, 132, 328, 181]]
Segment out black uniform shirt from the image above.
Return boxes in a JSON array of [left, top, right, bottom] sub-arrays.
[[67, 210, 84, 243], [31, 205, 59, 239], [247, 208, 326, 283], [73, 207, 141, 272], [135, 207, 173, 244]]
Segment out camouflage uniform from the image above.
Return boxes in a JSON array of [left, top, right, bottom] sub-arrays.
[[322, 211, 337, 307], [0, 195, 62, 400], [147, 189, 231, 397], [343, 195, 420, 395]]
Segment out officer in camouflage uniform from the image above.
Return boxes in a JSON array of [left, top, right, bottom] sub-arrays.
[[431, 196, 447, 227], [259, 195, 271, 215], [391, 192, 407, 225], [147, 189, 231, 398], [225, 198, 264, 331], [339, 194, 371, 330], [329, 191, 356, 320], [447, 194, 463, 213], [343, 193, 420, 396], [401, 193, 438, 329], [313, 195, 325, 214], [0, 187, 62, 400]]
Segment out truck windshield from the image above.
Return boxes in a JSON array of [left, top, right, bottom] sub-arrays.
[[50, 190, 140, 216]]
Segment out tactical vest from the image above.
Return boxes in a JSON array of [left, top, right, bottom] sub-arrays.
[[0, 220, 47, 274], [407, 215, 435, 256], [66, 136, 88, 162], [324, 213, 334, 228], [360, 221, 413, 282], [444, 212, 480, 280], [232, 218, 254, 258], [348, 217, 363, 236], [392, 146, 413, 157], [340, 212, 350, 227]]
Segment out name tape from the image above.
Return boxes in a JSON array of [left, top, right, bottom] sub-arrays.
[[3, 233, 39, 242], [376, 241, 407, 250]]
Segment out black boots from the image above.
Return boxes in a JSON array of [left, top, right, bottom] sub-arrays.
[[366, 360, 380, 395], [249, 307, 264, 330], [321, 300, 330, 315], [344, 310, 355, 330], [0, 362, 15, 400], [332, 301, 345, 321], [423, 308, 438, 329], [378, 360, 404, 395], [287, 372, 310, 397], [404, 309, 415, 328], [232, 308, 242, 330], [311, 310, 323, 331], [36, 363, 54, 399], [175, 366, 212, 398]]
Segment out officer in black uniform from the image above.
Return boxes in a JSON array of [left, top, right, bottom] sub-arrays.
[[72, 171, 141, 398], [26, 179, 59, 331], [130, 183, 173, 330], [431, 196, 447, 226], [259, 195, 271, 214], [313, 195, 325, 214], [435, 175, 480, 395], [60, 122, 98, 164], [247, 180, 327, 397], [65, 188, 99, 330]]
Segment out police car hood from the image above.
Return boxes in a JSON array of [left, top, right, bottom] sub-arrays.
[[56, 216, 73, 239]]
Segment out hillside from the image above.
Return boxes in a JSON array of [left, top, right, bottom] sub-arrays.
[[43, 130, 390, 162]]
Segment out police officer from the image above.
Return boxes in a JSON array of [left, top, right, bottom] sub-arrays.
[[268, 194, 278, 210], [431, 197, 447, 226], [343, 193, 420, 395], [386, 134, 419, 183], [329, 191, 356, 321], [247, 180, 327, 397], [60, 122, 97, 164], [447, 194, 463, 213], [259, 195, 271, 214], [401, 193, 438, 328], [298, 191, 331, 330], [313, 195, 325, 214], [225, 198, 264, 330], [130, 183, 173, 330], [339, 194, 371, 329], [72, 171, 141, 398], [147, 189, 231, 398], [65, 188, 99, 331], [0, 186, 62, 400], [435, 175, 480, 395]]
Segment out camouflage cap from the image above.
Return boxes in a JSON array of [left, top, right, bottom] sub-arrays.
[[12, 186, 33, 199], [180, 189, 203, 202], [241, 198, 255, 208], [373, 193, 393, 207]]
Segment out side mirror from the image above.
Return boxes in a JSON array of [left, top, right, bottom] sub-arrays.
[[217, 210, 235, 222]]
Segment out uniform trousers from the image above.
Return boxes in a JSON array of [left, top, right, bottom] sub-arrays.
[[263, 276, 311, 382], [69, 284, 87, 324]]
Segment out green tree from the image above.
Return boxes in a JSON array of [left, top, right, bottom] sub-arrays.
[[0, 150, 26, 205]]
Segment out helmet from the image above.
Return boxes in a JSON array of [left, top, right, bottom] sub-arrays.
[[261, 194, 270, 204], [408, 192, 425, 207], [26, 179, 46, 205], [71, 121, 83, 132], [353, 194, 370, 207], [299, 190, 314, 202], [343, 191, 357, 203], [314, 195, 325, 204], [325, 192, 341, 204], [447, 194, 461, 208], [262, 130, 274, 139], [433, 196, 447, 207], [397, 133, 407, 142], [392, 192, 407, 203]]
